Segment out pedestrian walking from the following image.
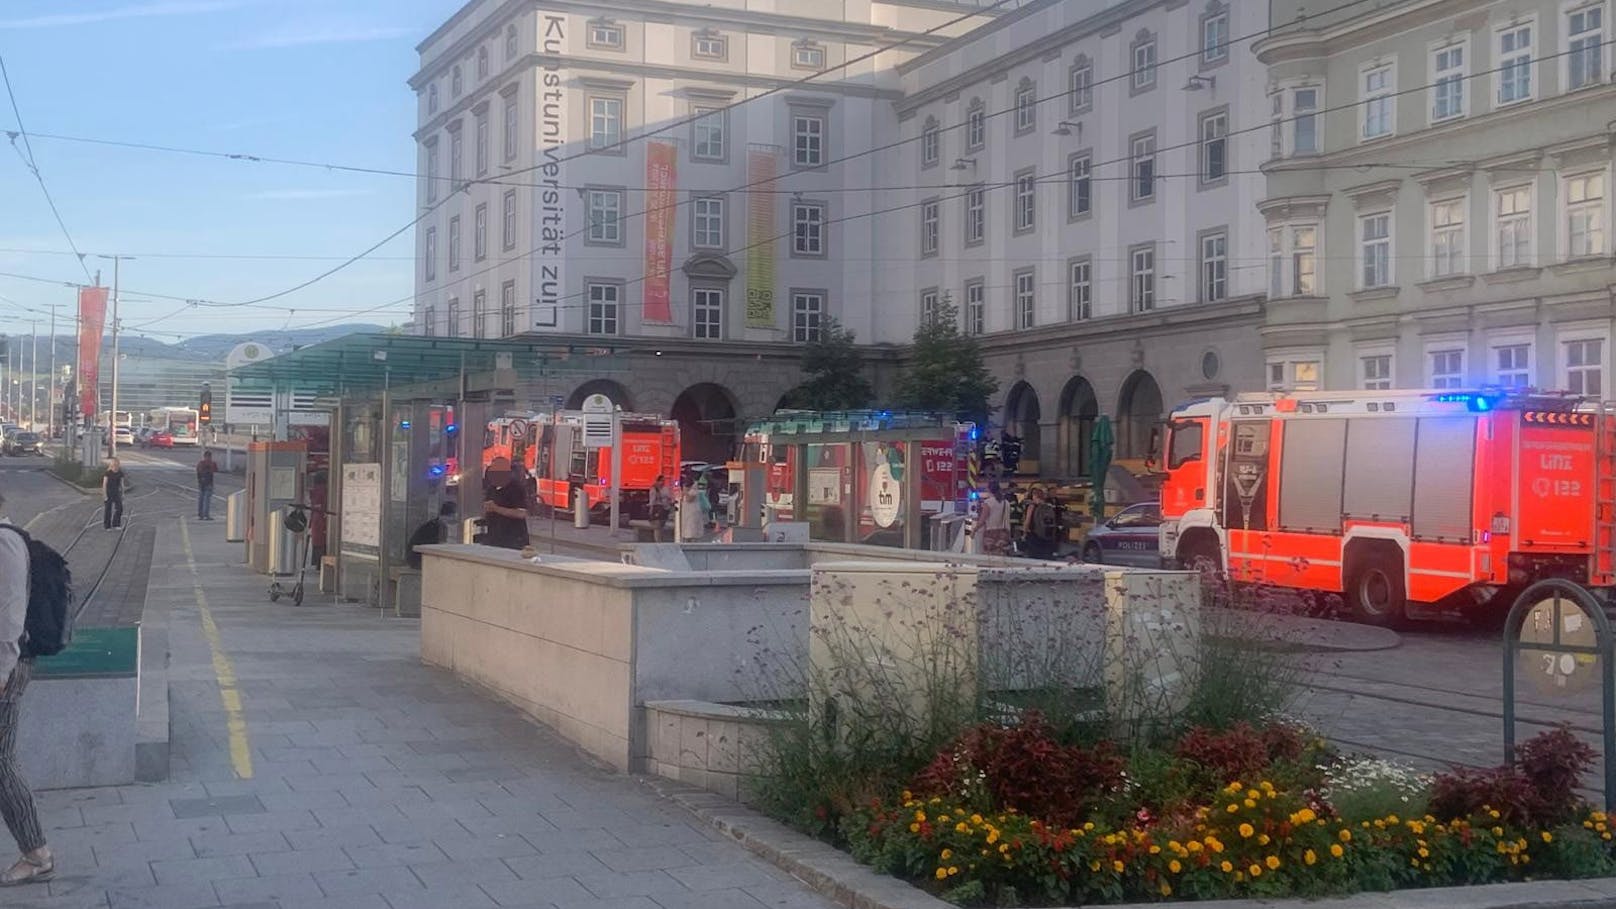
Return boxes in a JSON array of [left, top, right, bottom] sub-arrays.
[[195, 450, 218, 521], [0, 488, 53, 888], [648, 476, 672, 542], [979, 481, 1013, 556], [102, 457, 126, 530]]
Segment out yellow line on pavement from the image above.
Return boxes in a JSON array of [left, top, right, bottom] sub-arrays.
[[180, 517, 254, 779]]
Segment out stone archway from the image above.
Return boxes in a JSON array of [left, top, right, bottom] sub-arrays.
[[565, 379, 634, 412], [1057, 376, 1099, 479], [671, 382, 740, 464], [1116, 370, 1163, 460], [1003, 381, 1042, 475]]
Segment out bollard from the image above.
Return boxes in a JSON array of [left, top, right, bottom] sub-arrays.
[[573, 488, 590, 529]]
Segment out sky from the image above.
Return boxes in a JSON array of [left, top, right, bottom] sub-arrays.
[[0, 0, 463, 344]]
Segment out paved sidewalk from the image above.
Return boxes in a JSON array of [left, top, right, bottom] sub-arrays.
[[19, 500, 837, 909]]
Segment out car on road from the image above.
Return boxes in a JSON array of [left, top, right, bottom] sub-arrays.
[[1080, 502, 1163, 567], [4, 431, 42, 456], [114, 427, 135, 446], [147, 430, 174, 448]]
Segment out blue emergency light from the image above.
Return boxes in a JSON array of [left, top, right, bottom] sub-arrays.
[[1433, 393, 1498, 413]]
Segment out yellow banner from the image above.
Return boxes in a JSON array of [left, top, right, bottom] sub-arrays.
[[745, 147, 778, 329]]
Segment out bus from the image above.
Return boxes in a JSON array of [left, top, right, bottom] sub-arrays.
[[149, 406, 201, 445]]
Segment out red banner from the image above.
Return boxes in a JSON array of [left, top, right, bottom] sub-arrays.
[[77, 286, 107, 420], [642, 141, 677, 323]]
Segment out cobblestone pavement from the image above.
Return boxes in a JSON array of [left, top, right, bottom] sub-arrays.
[[0, 466, 838, 909]]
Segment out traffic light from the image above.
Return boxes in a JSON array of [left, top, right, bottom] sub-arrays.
[[199, 386, 213, 425]]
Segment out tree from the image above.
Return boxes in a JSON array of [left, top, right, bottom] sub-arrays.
[[895, 294, 998, 423], [780, 316, 875, 411]]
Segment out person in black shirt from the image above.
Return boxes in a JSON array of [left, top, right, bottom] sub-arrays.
[[407, 502, 458, 568], [482, 457, 530, 550], [102, 458, 126, 530]]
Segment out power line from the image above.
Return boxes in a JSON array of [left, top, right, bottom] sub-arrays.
[[0, 54, 92, 283]]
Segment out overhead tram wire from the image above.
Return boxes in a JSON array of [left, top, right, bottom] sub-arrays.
[[0, 54, 92, 283]]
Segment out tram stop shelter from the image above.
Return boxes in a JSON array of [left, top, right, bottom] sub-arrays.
[[746, 410, 973, 551], [231, 333, 625, 613]]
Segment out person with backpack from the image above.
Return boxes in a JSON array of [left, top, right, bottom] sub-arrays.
[[0, 488, 56, 887], [1021, 486, 1059, 560]]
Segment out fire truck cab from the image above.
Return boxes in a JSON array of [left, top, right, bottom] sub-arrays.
[[483, 410, 680, 522], [1158, 388, 1615, 626]]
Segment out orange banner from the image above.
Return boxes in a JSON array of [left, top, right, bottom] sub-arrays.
[[642, 141, 677, 323], [77, 286, 108, 420]]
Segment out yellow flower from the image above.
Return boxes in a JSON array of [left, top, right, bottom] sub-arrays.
[[1169, 859, 1182, 874], [908, 823, 920, 833], [1542, 831, 1554, 843], [1226, 804, 1240, 814], [1160, 881, 1173, 897], [1244, 798, 1258, 809], [1339, 829, 1353, 843], [954, 822, 969, 834], [1112, 860, 1125, 874], [1330, 844, 1344, 859], [1491, 826, 1504, 837], [1257, 834, 1271, 846], [999, 844, 1010, 854], [914, 811, 927, 822], [935, 868, 948, 880], [1238, 823, 1255, 839], [1490, 809, 1501, 819], [986, 831, 999, 845], [1387, 814, 1400, 825], [1410, 857, 1421, 868], [1247, 790, 1261, 801], [947, 866, 959, 877], [1208, 838, 1225, 854], [1265, 855, 1281, 870], [1304, 849, 1317, 866], [940, 849, 953, 860], [1186, 841, 1203, 853], [1417, 847, 1429, 859], [970, 814, 983, 825], [1220, 860, 1234, 873], [1083, 821, 1095, 831], [1148, 844, 1161, 855], [1249, 863, 1262, 878]]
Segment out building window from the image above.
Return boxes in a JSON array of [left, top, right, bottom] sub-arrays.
[[1566, 337, 1604, 396], [1013, 269, 1036, 330], [586, 188, 623, 245], [587, 284, 620, 335], [1130, 132, 1156, 202], [1069, 58, 1093, 113], [920, 289, 938, 324], [965, 99, 986, 150], [446, 298, 460, 337], [1495, 342, 1531, 387], [792, 291, 824, 342], [475, 112, 489, 176], [502, 189, 517, 250], [1199, 110, 1228, 184], [1269, 224, 1319, 297], [424, 227, 437, 282], [1201, 231, 1228, 302], [474, 203, 488, 261], [428, 83, 438, 115], [792, 112, 825, 168], [792, 40, 826, 70], [1430, 198, 1464, 277], [1360, 354, 1393, 390], [477, 46, 489, 80], [1429, 348, 1464, 388], [964, 280, 985, 335], [920, 199, 940, 257], [588, 19, 624, 50], [1360, 62, 1395, 139], [588, 95, 624, 152], [503, 95, 519, 161], [1497, 22, 1534, 105], [692, 30, 727, 60], [693, 196, 724, 249], [964, 185, 985, 246], [792, 201, 825, 256], [1131, 30, 1157, 91], [424, 140, 439, 203], [920, 117, 940, 168], [473, 290, 487, 339], [1068, 153, 1091, 218], [505, 23, 518, 61], [1496, 186, 1532, 269], [501, 281, 516, 337], [1130, 245, 1155, 313], [1068, 258, 1092, 321], [1013, 169, 1036, 233], [448, 216, 462, 272], [1292, 88, 1319, 154], [693, 288, 724, 339], [1201, 2, 1229, 65], [1359, 213, 1392, 288], [450, 127, 463, 185], [1430, 41, 1466, 122], [1567, 172, 1606, 258], [452, 65, 463, 98], [423, 303, 436, 337], [1269, 358, 1321, 391], [1014, 79, 1037, 134], [692, 106, 726, 162], [1568, 3, 1605, 90]]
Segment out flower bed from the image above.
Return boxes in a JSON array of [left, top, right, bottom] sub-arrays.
[[834, 721, 1614, 906]]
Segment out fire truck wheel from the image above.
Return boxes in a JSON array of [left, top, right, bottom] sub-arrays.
[[1347, 553, 1407, 627], [1177, 537, 1222, 578]]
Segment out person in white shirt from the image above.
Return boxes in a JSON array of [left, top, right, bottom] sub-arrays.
[[0, 488, 51, 887]]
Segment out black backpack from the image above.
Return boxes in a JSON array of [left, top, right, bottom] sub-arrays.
[[1033, 503, 1058, 541], [0, 526, 74, 658]]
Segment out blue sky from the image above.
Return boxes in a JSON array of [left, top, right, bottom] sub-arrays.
[[0, 0, 461, 342]]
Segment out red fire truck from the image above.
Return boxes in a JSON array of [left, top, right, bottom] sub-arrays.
[[1157, 388, 1616, 626], [484, 411, 680, 521]]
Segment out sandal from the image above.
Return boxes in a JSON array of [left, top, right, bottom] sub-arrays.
[[0, 853, 53, 887]]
